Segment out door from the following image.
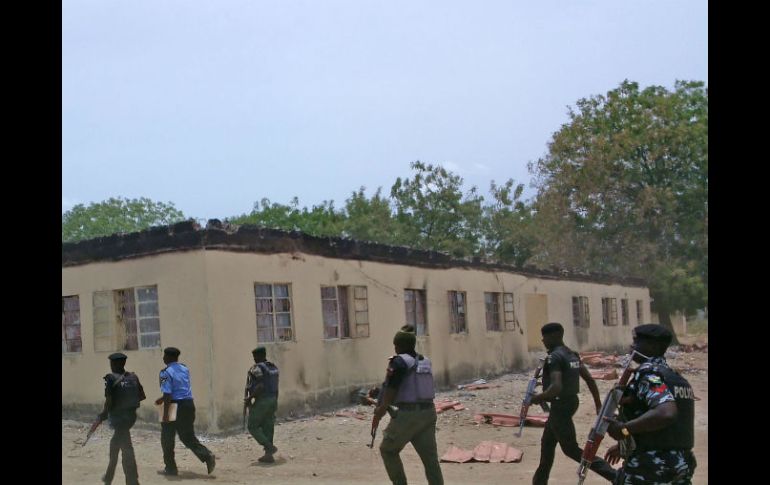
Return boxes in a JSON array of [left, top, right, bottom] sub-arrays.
[[525, 294, 549, 351]]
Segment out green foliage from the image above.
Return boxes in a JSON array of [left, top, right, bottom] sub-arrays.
[[62, 197, 186, 243], [529, 79, 708, 315], [390, 161, 485, 258]]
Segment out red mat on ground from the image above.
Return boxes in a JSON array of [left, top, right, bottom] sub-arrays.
[[435, 400, 465, 413], [441, 441, 523, 463], [472, 412, 549, 427], [590, 369, 619, 380]]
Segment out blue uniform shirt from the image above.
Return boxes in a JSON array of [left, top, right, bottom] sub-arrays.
[[159, 362, 193, 401]]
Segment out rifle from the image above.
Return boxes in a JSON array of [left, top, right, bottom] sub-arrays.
[[516, 358, 551, 438], [242, 399, 248, 432], [367, 405, 396, 448], [576, 350, 648, 485], [82, 418, 103, 447]]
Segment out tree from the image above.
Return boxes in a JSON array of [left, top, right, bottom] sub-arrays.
[[62, 197, 186, 243], [229, 197, 346, 238], [342, 187, 404, 244], [529, 80, 708, 341], [481, 179, 537, 267], [390, 161, 485, 258]]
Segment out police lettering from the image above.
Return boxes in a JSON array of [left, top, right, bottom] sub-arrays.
[[570, 361, 580, 369], [673, 385, 694, 400]]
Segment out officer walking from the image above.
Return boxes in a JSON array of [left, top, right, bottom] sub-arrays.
[[154, 347, 216, 476], [529, 322, 617, 484], [244, 346, 280, 463], [98, 352, 146, 485], [603, 324, 697, 484], [373, 325, 444, 485]]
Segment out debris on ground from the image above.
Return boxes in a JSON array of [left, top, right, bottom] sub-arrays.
[[457, 378, 487, 390], [333, 411, 367, 420], [589, 369, 619, 380], [441, 441, 523, 463], [353, 387, 380, 406], [580, 352, 621, 367], [473, 413, 548, 428], [435, 400, 465, 413], [462, 384, 502, 391]]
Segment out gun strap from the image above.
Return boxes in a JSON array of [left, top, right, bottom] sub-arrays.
[[111, 372, 127, 388]]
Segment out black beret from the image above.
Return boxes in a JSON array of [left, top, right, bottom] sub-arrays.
[[108, 352, 128, 361], [633, 324, 673, 343], [163, 347, 181, 357], [541, 322, 564, 335], [252, 346, 267, 355]]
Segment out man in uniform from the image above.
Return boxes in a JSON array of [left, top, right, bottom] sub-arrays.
[[603, 324, 697, 484], [155, 347, 216, 476], [244, 346, 280, 463], [529, 322, 617, 484], [373, 325, 444, 485], [99, 352, 145, 485]]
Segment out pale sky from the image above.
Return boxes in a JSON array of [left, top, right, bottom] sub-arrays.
[[62, 0, 708, 221]]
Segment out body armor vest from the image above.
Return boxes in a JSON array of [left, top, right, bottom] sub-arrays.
[[394, 353, 435, 403]]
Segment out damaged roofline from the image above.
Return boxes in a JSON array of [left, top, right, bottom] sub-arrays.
[[61, 220, 648, 288]]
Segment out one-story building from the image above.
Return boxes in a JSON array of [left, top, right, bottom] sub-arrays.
[[62, 221, 649, 432]]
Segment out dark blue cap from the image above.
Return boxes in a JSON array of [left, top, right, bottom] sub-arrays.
[[633, 324, 673, 344]]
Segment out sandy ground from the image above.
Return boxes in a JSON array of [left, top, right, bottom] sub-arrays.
[[63, 340, 707, 485]]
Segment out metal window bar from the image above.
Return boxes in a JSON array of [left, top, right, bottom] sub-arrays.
[[485, 292, 501, 331], [62, 296, 82, 353], [321, 286, 339, 339], [621, 299, 629, 326], [353, 286, 369, 338], [503, 293, 515, 329]]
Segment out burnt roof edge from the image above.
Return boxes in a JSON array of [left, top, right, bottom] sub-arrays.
[[62, 223, 648, 288]]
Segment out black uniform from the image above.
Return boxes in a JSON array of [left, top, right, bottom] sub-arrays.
[[533, 345, 617, 485], [102, 371, 145, 485], [614, 356, 697, 484]]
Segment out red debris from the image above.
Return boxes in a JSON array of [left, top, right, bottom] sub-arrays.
[[435, 400, 463, 414], [582, 356, 620, 367], [441, 441, 523, 463], [589, 369, 619, 380], [472, 413, 548, 427], [334, 411, 367, 420], [462, 384, 503, 391]]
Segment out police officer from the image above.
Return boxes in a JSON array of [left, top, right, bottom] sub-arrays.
[[603, 324, 697, 484], [529, 322, 617, 484], [373, 325, 444, 485], [154, 347, 216, 476], [98, 352, 145, 485], [244, 346, 280, 463]]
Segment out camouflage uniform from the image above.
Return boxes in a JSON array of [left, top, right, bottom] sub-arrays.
[[615, 357, 697, 485]]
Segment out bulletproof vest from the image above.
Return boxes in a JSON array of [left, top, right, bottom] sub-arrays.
[[543, 346, 581, 398], [394, 353, 435, 403], [110, 372, 141, 412], [625, 365, 695, 451], [256, 362, 280, 398]]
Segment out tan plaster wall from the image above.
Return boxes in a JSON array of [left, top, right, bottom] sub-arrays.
[[63, 249, 650, 431], [61, 251, 217, 428]]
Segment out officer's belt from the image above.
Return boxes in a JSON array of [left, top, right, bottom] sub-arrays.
[[396, 402, 433, 411]]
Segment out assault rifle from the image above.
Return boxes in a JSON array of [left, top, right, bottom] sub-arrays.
[[82, 417, 103, 447], [576, 350, 649, 485], [516, 358, 551, 438]]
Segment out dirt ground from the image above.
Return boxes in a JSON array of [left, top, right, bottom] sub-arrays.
[[63, 338, 707, 485]]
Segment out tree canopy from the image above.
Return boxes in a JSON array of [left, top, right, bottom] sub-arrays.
[[528, 80, 708, 337], [62, 197, 186, 243]]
